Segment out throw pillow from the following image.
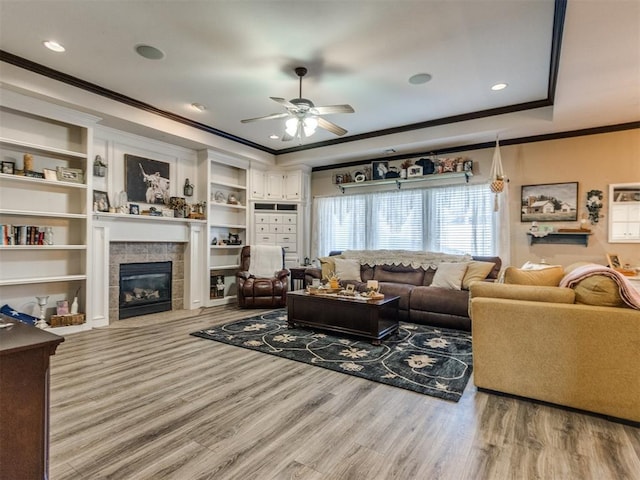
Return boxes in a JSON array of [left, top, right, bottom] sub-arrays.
[[571, 275, 628, 308], [319, 255, 341, 279], [462, 261, 496, 290], [333, 258, 362, 282], [431, 262, 469, 290], [503, 265, 565, 286]]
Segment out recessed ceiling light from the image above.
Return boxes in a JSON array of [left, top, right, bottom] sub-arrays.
[[190, 103, 206, 112], [43, 40, 65, 52], [269, 134, 279, 139], [135, 44, 165, 60], [491, 83, 508, 91], [408, 73, 432, 85]]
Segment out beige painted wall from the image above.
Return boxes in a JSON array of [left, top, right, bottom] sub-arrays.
[[310, 128, 640, 269]]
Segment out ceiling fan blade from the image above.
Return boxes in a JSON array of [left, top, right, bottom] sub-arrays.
[[313, 104, 354, 115], [240, 112, 289, 123], [270, 97, 298, 109], [317, 117, 348, 136]]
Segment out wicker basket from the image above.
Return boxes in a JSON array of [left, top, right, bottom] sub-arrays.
[[49, 313, 85, 327]]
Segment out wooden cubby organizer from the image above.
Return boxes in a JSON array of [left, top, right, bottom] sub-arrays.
[[0, 91, 98, 333]]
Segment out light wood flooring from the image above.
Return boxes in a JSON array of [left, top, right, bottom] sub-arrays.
[[49, 305, 640, 480]]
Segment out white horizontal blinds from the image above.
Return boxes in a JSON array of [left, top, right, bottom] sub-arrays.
[[368, 189, 424, 250], [427, 184, 495, 255], [314, 183, 496, 257], [314, 195, 367, 256]]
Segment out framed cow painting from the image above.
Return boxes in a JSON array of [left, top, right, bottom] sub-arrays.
[[125, 154, 170, 205]]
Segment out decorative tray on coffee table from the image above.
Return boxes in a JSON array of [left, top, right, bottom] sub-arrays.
[[306, 287, 342, 295]]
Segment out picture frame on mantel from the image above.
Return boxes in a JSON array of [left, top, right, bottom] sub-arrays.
[[93, 190, 110, 212], [521, 182, 578, 222]]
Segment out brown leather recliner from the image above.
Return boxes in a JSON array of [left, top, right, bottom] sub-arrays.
[[236, 245, 290, 308]]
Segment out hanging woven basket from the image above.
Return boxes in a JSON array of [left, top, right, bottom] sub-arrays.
[[490, 178, 504, 193]]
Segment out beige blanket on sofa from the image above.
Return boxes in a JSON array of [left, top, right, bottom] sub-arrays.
[[559, 264, 640, 310], [340, 249, 472, 270]]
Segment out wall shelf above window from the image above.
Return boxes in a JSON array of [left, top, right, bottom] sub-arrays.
[[336, 172, 472, 193], [526, 231, 592, 247]]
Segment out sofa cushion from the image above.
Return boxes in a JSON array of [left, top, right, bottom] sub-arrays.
[[462, 261, 496, 290], [431, 262, 468, 290], [378, 282, 415, 312], [411, 286, 470, 318], [373, 265, 425, 286], [503, 265, 565, 286], [571, 275, 628, 308], [334, 258, 362, 282]]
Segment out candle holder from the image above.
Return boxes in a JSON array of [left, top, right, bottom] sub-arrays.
[[34, 295, 50, 329]]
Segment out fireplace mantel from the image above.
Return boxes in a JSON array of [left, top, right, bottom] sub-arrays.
[[93, 213, 206, 242], [92, 216, 207, 326]]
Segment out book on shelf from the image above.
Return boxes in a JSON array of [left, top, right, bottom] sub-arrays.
[[2, 224, 47, 245]]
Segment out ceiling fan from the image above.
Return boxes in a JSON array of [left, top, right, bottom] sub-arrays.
[[241, 66, 354, 141]]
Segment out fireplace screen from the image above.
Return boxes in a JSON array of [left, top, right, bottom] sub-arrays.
[[119, 261, 172, 319]]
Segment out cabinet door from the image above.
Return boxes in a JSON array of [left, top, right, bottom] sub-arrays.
[[266, 173, 284, 199], [283, 171, 302, 200], [250, 170, 266, 199], [610, 202, 640, 242]]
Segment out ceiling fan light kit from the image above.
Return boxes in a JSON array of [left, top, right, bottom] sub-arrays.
[[241, 66, 354, 142]]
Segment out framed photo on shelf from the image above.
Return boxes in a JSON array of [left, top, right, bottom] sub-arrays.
[[129, 204, 140, 215], [1, 160, 15, 174], [93, 190, 111, 212], [407, 165, 423, 177], [371, 161, 389, 180], [43, 168, 58, 181], [56, 166, 84, 184], [606, 253, 621, 269], [521, 182, 578, 222], [56, 300, 69, 316], [212, 274, 225, 298]]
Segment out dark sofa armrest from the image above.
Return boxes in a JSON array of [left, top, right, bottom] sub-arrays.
[[276, 269, 290, 281], [304, 267, 322, 285]]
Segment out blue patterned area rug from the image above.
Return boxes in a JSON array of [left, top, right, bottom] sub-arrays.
[[191, 309, 473, 402]]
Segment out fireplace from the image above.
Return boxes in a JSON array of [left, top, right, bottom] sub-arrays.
[[119, 261, 172, 319]]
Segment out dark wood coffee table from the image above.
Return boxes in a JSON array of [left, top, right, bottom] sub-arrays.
[[286, 290, 400, 345]]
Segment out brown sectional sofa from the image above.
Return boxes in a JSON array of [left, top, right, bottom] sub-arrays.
[[304, 251, 501, 331]]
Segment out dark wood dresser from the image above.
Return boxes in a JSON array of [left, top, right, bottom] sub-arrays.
[[0, 320, 64, 479]]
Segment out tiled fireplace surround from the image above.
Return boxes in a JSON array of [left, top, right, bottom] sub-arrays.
[[92, 216, 206, 327], [109, 242, 185, 322]]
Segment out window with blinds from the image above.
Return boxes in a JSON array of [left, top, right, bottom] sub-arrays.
[[314, 184, 496, 257]]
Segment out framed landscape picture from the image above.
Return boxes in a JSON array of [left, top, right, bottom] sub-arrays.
[[521, 182, 578, 222]]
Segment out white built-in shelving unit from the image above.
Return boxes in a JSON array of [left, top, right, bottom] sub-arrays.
[[198, 149, 249, 306], [0, 89, 99, 333]]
